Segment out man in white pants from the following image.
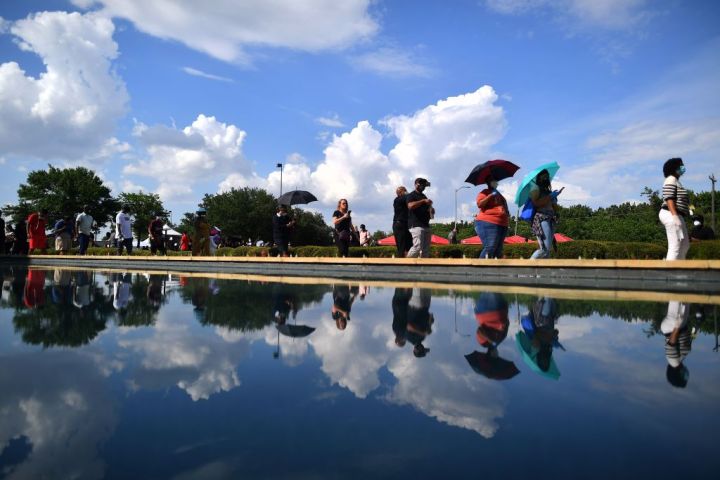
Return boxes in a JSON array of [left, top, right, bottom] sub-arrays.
[[406, 177, 433, 258]]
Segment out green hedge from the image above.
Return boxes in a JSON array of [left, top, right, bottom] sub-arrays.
[[17, 240, 720, 259]]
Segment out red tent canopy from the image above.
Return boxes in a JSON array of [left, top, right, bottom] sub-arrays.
[[461, 235, 529, 245], [378, 234, 449, 246], [504, 235, 528, 244], [554, 233, 573, 242]]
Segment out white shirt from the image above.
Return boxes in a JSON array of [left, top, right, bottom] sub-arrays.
[[116, 212, 133, 239], [76, 212, 94, 235]]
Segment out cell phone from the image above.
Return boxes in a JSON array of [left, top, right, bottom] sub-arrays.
[[348, 210, 352, 214]]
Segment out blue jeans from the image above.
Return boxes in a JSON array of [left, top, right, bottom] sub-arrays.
[[474, 220, 507, 258], [78, 233, 91, 254], [531, 220, 554, 259]]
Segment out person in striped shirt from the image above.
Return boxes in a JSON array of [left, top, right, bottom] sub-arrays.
[[659, 157, 690, 260]]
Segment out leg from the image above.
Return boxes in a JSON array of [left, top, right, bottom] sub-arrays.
[[660, 210, 682, 260], [482, 222, 500, 258], [531, 221, 553, 259], [150, 239, 157, 254], [393, 225, 406, 257], [678, 217, 690, 259], [407, 227, 423, 258], [126, 238, 134, 255], [420, 227, 432, 258], [495, 225, 508, 258], [475, 220, 489, 258]]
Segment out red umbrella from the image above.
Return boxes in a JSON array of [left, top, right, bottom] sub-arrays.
[[504, 235, 528, 244], [378, 234, 450, 246], [554, 233, 573, 242], [460, 235, 482, 245], [465, 159, 521, 186]]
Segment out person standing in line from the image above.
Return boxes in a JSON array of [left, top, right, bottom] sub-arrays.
[[392, 186, 412, 257], [116, 205, 133, 255], [0, 209, 5, 255], [358, 224, 371, 247], [53, 216, 73, 255], [12, 220, 28, 255], [27, 209, 48, 254], [406, 178, 433, 258], [272, 205, 295, 257], [148, 212, 167, 255], [659, 157, 690, 260], [474, 175, 510, 258], [529, 170, 563, 259], [332, 199, 353, 257], [180, 231, 190, 251], [75, 205, 94, 255], [192, 208, 210, 256], [448, 226, 458, 245]]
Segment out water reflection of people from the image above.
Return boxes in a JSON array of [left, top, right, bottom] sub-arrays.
[[73, 271, 91, 309], [406, 288, 433, 357], [392, 287, 413, 347], [112, 273, 132, 311], [146, 274, 165, 309], [23, 269, 46, 309], [465, 292, 519, 380], [332, 284, 358, 330], [272, 284, 297, 326], [516, 297, 562, 379], [662, 301, 692, 388]]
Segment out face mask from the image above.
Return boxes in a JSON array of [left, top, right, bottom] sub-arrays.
[[489, 181, 498, 189], [677, 165, 686, 176]]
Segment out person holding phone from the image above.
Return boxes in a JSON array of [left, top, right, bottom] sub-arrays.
[[332, 199, 353, 257], [529, 169, 563, 259]]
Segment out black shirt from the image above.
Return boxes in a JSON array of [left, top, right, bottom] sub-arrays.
[[393, 195, 408, 225], [273, 214, 291, 241], [333, 210, 351, 232], [0, 217, 5, 240], [406, 190, 430, 228]]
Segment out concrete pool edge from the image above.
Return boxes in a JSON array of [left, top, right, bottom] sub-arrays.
[[4, 255, 719, 296]]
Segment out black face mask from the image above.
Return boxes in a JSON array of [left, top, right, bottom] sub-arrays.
[[537, 176, 550, 188]]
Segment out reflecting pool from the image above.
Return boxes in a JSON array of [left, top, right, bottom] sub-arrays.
[[1, 266, 718, 479]]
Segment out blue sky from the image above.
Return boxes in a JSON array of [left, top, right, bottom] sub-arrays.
[[1, 0, 719, 231]]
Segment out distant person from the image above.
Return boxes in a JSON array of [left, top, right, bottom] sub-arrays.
[[661, 301, 692, 388], [0, 209, 5, 255], [529, 169, 563, 259], [359, 224, 370, 247], [27, 208, 48, 253], [392, 186, 412, 257], [116, 205, 133, 255], [11, 220, 28, 255], [273, 205, 295, 256], [53, 216, 73, 255], [406, 178, 433, 258], [659, 157, 690, 260], [690, 215, 715, 241], [475, 174, 510, 258], [448, 226, 458, 245], [332, 199, 353, 257], [75, 205, 94, 255], [180, 231, 190, 251], [192, 208, 210, 256], [148, 212, 166, 255]]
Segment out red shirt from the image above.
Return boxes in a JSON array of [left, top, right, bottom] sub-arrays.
[[180, 233, 190, 251], [475, 189, 509, 227], [27, 212, 47, 239]]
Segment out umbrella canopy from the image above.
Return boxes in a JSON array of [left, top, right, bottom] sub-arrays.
[[465, 159, 520, 186], [276, 324, 316, 338], [514, 161, 560, 206], [515, 331, 560, 380], [460, 235, 481, 245], [465, 351, 520, 380], [504, 235, 528, 244], [378, 235, 449, 246], [277, 190, 318, 206], [554, 233, 573, 242]]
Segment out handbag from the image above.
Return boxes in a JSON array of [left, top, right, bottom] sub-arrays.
[[519, 198, 535, 222]]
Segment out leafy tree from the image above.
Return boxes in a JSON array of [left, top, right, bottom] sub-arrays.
[[201, 187, 278, 242], [117, 192, 167, 243], [291, 208, 333, 246], [178, 212, 196, 236], [4, 165, 118, 226]]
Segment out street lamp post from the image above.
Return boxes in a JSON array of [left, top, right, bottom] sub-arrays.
[[276, 163, 284, 197], [454, 185, 471, 226]]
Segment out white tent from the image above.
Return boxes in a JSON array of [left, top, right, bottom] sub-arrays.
[[139, 225, 182, 247]]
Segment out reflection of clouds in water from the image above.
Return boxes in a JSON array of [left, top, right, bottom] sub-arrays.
[[0, 353, 116, 479], [116, 309, 250, 401], [263, 328, 310, 367]]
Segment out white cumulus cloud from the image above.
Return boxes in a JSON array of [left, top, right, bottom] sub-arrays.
[[73, 0, 378, 64], [350, 46, 433, 78], [0, 11, 128, 160]]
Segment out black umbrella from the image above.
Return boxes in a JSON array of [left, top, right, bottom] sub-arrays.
[[277, 190, 318, 206], [276, 324, 316, 338], [464, 159, 520, 186], [465, 351, 520, 381]]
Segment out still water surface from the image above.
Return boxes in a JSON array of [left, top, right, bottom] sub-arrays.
[[0, 266, 718, 479]]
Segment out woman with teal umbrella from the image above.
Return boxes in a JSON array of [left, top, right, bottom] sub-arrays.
[[515, 162, 563, 259]]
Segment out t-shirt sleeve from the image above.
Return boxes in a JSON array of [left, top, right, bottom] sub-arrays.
[[332, 210, 341, 219]]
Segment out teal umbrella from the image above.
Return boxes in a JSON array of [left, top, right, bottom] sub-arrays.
[[514, 161, 560, 206], [515, 331, 560, 380]]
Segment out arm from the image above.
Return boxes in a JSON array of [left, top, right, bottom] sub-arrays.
[[332, 212, 350, 225], [408, 198, 432, 210], [530, 189, 552, 208]]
